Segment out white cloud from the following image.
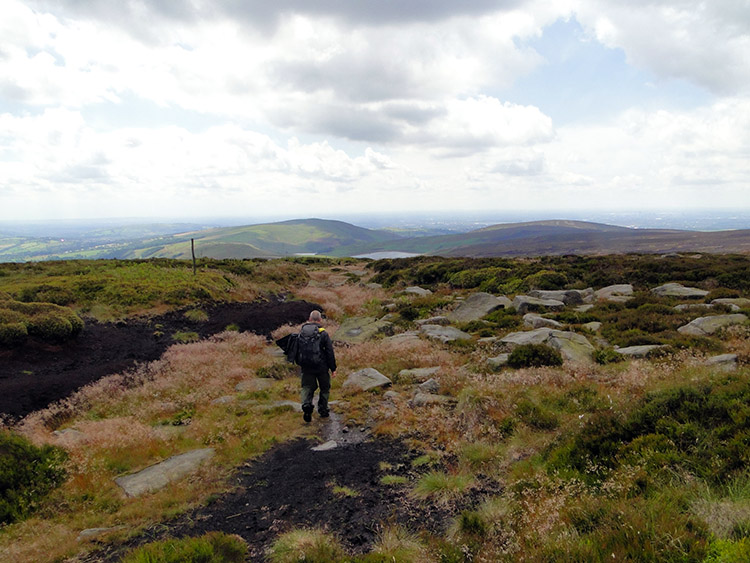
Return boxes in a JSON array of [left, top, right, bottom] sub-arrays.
[[575, 1, 750, 94]]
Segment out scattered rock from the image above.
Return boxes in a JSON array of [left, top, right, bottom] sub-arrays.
[[365, 282, 383, 290], [712, 298, 750, 311], [77, 526, 126, 542], [575, 304, 595, 313], [528, 289, 590, 306], [446, 292, 511, 323], [333, 317, 394, 344], [385, 331, 421, 344], [402, 286, 432, 297], [501, 327, 554, 346], [501, 328, 595, 363], [487, 353, 510, 369], [311, 440, 338, 451], [677, 314, 748, 336], [383, 390, 400, 402], [582, 322, 602, 332], [210, 395, 236, 405], [512, 295, 565, 315], [342, 368, 392, 392], [53, 428, 84, 438], [415, 316, 450, 327], [418, 378, 441, 394], [419, 324, 472, 343], [674, 303, 716, 312], [595, 284, 634, 303], [258, 400, 301, 412], [410, 393, 455, 407], [614, 345, 669, 358], [398, 367, 440, 382], [115, 448, 215, 497], [652, 283, 709, 298], [547, 331, 596, 363], [704, 353, 738, 372], [523, 313, 563, 329], [235, 379, 273, 393]]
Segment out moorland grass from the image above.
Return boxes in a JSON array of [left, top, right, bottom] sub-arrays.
[[1, 256, 750, 562]]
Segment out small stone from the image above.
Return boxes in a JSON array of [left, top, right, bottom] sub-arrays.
[[311, 440, 338, 451], [418, 378, 440, 394]]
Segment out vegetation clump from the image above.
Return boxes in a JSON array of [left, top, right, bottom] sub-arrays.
[[0, 298, 83, 346], [0, 431, 67, 525], [122, 532, 248, 563], [507, 343, 563, 368]]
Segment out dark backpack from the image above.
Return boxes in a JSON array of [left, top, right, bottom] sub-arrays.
[[296, 323, 323, 368]]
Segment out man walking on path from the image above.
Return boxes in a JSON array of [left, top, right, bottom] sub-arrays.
[[296, 310, 336, 422]]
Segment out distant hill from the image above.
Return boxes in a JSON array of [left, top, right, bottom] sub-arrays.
[[1, 218, 749, 262], [331, 220, 750, 257]]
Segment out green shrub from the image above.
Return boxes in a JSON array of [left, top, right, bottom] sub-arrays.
[[0, 431, 67, 525], [0, 322, 28, 347], [525, 269, 568, 290], [173, 331, 200, 343], [27, 313, 74, 342], [547, 377, 750, 485], [19, 284, 75, 305], [594, 348, 625, 365], [122, 532, 247, 563], [507, 343, 563, 368], [705, 538, 750, 563]]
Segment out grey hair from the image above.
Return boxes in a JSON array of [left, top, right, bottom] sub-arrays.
[[309, 310, 323, 322]]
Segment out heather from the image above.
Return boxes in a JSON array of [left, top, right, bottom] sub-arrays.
[[0, 255, 748, 561]]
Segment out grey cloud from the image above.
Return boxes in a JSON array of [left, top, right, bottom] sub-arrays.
[[32, 0, 523, 34], [490, 154, 545, 175], [292, 105, 403, 143]]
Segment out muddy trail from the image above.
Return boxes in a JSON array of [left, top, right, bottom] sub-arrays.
[[88, 417, 467, 562], [0, 299, 318, 420]]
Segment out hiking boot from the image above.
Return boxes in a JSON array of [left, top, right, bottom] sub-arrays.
[[303, 411, 312, 422], [319, 410, 329, 418]]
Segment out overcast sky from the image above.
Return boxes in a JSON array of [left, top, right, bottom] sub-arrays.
[[1, 0, 749, 221]]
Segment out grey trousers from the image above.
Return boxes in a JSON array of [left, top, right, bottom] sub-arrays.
[[300, 369, 331, 414]]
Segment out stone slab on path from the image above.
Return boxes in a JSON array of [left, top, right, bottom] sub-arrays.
[[115, 448, 215, 497], [446, 292, 511, 323]]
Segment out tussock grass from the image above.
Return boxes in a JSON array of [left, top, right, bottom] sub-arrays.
[[267, 528, 347, 563]]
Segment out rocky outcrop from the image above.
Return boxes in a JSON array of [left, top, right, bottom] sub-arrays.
[[410, 392, 455, 407], [115, 448, 215, 497], [446, 292, 511, 323], [511, 295, 565, 315], [415, 316, 450, 326], [333, 316, 393, 344], [677, 314, 748, 336], [342, 368, 392, 392], [652, 283, 709, 298]]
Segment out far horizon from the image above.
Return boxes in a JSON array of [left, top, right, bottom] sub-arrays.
[[1, 209, 750, 238]]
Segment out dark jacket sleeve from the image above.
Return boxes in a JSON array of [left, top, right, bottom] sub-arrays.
[[321, 330, 336, 372]]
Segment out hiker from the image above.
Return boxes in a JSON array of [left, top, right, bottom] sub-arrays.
[[296, 310, 337, 422]]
